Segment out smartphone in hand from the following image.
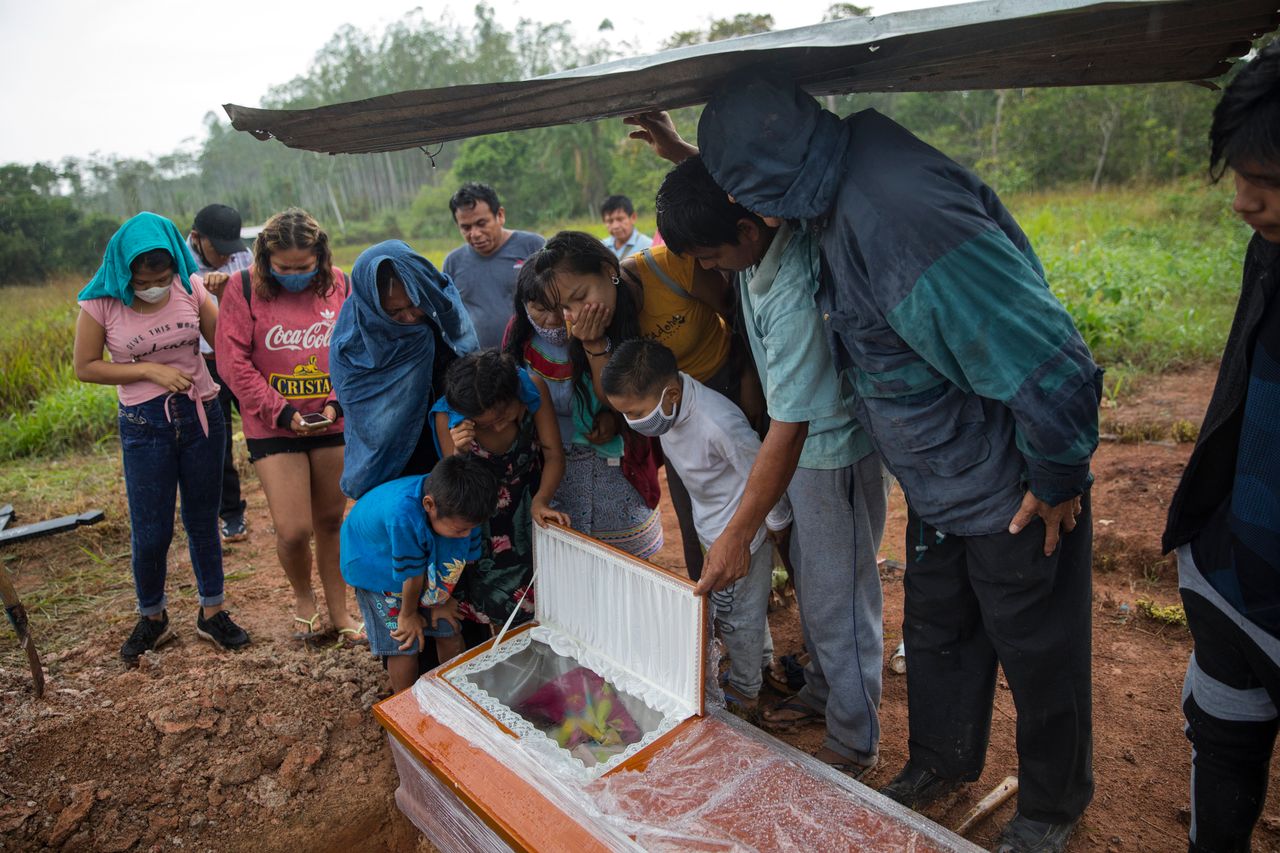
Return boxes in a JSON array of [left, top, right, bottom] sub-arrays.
[[299, 412, 333, 427]]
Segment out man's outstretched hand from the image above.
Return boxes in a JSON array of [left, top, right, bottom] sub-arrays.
[[695, 528, 751, 596], [623, 112, 699, 164]]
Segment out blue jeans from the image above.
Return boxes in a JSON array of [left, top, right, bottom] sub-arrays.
[[119, 393, 225, 616]]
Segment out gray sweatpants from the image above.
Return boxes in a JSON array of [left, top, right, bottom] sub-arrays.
[[788, 454, 889, 765], [711, 537, 776, 698]]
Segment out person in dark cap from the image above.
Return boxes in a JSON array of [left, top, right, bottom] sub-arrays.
[[188, 204, 254, 542], [657, 72, 1101, 853]]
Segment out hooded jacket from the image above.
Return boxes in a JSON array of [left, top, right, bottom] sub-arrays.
[[1164, 235, 1279, 554], [700, 76, 1102, 535], [330, 241, 478, 499]]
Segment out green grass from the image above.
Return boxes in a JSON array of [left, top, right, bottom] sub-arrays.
[[0, 279, 83, 414], [1010, 180, 1248, 375], [0, 278, 121, 461]]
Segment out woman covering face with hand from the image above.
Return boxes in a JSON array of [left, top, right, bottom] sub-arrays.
[[503, 263, 664, 558], [521, 230, 749, 581]]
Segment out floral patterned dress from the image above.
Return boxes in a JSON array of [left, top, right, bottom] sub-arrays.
[[454, 410, 543, 627]]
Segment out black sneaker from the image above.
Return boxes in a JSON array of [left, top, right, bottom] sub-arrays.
[[220, 515, 248, 542], [120, 612, 176, 665], [993, 813, 1080, 853], [879, 761, 964, 809], [195, 609, 250, 651]]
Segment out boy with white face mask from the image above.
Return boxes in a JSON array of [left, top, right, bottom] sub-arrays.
[[602, 338, 790, 714]]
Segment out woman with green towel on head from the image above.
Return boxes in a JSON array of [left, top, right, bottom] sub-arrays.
[[74, 212, 251, 666]]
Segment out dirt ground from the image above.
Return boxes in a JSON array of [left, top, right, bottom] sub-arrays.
[[3, 364, 1279, 852]]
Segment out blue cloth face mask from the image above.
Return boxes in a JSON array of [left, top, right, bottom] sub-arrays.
[[623, 386, 678, 437], [526, 307, 569, 346], [273, 268, 318, 292]]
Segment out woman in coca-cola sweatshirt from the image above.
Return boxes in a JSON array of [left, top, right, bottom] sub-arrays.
[[215, 208, 361, 643]]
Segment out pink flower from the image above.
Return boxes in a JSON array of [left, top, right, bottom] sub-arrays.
[[513, 586, 536, 612], [491, 534, 513, 554], [457, 601, 487, 624], [496, 486, 512, 510]]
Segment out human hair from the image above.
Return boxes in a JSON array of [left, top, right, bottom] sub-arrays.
[[449, 182, 502, 218], [444, 350, 521, 419], [600, 194, 635, 218], [602, 338, 678, 400], [130, 249, 174, 276], [1210, 40, 1280, 181], [656, 156, 766, 255], [375, 259, 397, 304], [425, 455, 499, 522], [251, 208, 335, 301], [502, 262, 540, 360], [520, 231, 642, 412]]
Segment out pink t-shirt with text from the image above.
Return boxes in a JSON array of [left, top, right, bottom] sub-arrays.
[[79, 275, 218, 406]]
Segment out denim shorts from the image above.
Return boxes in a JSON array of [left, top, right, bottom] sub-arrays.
[[246, 433, 344, 462], [354, 586, 454, 657]]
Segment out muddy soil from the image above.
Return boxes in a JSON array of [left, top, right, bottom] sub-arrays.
[[3, 366, 1278, 852]]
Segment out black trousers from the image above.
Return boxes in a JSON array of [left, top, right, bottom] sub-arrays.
[[1181, 587, 1280, 853], [902, 493, 1094, 823], [205, 357, 246, 522]]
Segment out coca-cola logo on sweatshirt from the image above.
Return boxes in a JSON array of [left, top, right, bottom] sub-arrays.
[[264, 309, 336, 351]]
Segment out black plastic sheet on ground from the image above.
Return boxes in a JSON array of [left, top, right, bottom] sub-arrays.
[[224, 0, 1279, 155]]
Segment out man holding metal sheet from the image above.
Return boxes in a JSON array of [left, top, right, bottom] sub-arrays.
[[690, 77, 1101, 853]]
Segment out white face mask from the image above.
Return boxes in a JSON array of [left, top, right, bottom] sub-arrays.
[[623, 386, 678, 437], [133, 285, 170, 304]]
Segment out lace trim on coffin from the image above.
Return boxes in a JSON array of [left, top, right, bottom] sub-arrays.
[[442, 627, 690, 783]]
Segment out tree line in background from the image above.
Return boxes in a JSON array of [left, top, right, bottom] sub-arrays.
[[0, 3, 1255, 284]]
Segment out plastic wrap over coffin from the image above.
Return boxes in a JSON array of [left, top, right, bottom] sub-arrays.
[[383, 675, 982, 852]]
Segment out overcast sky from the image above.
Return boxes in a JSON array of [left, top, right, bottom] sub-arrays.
[[0, 0, 961, 166]]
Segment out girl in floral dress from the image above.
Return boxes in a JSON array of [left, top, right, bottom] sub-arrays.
[[431, 351, 568, 627]]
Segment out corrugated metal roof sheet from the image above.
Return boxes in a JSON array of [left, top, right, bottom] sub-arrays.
[[224, 0, 1279, 155]]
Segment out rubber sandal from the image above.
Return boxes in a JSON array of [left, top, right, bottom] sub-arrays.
[[292, 611, 322, 641], [823, 758, 876, 782], [334, 624, 368, 647], [760, 696, 825, 732], [765, 654, 807, 694], [721, 683, 760, 725]]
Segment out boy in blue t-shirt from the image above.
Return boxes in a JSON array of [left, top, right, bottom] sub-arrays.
[[341, 455, 499, 693]]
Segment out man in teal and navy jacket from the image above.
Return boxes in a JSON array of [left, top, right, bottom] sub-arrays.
[[698, 76, 1102, 853]]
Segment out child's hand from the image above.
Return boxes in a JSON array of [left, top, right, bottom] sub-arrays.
[[449, 419, 476, 454], [390, 609, 426, 652], [428, 599, 461, 635], [585, 409, 619, 445], [531, 499, 570, 528]]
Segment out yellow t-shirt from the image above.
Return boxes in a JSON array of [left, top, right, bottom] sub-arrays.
[[631, 246, 731, 384]]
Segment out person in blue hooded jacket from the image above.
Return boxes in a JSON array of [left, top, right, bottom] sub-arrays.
[[646, 75, 1102, 852], [330, 240, 479, 502]]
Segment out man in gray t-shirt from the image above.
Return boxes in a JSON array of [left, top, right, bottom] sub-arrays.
[[442, 182, 545, 349]]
